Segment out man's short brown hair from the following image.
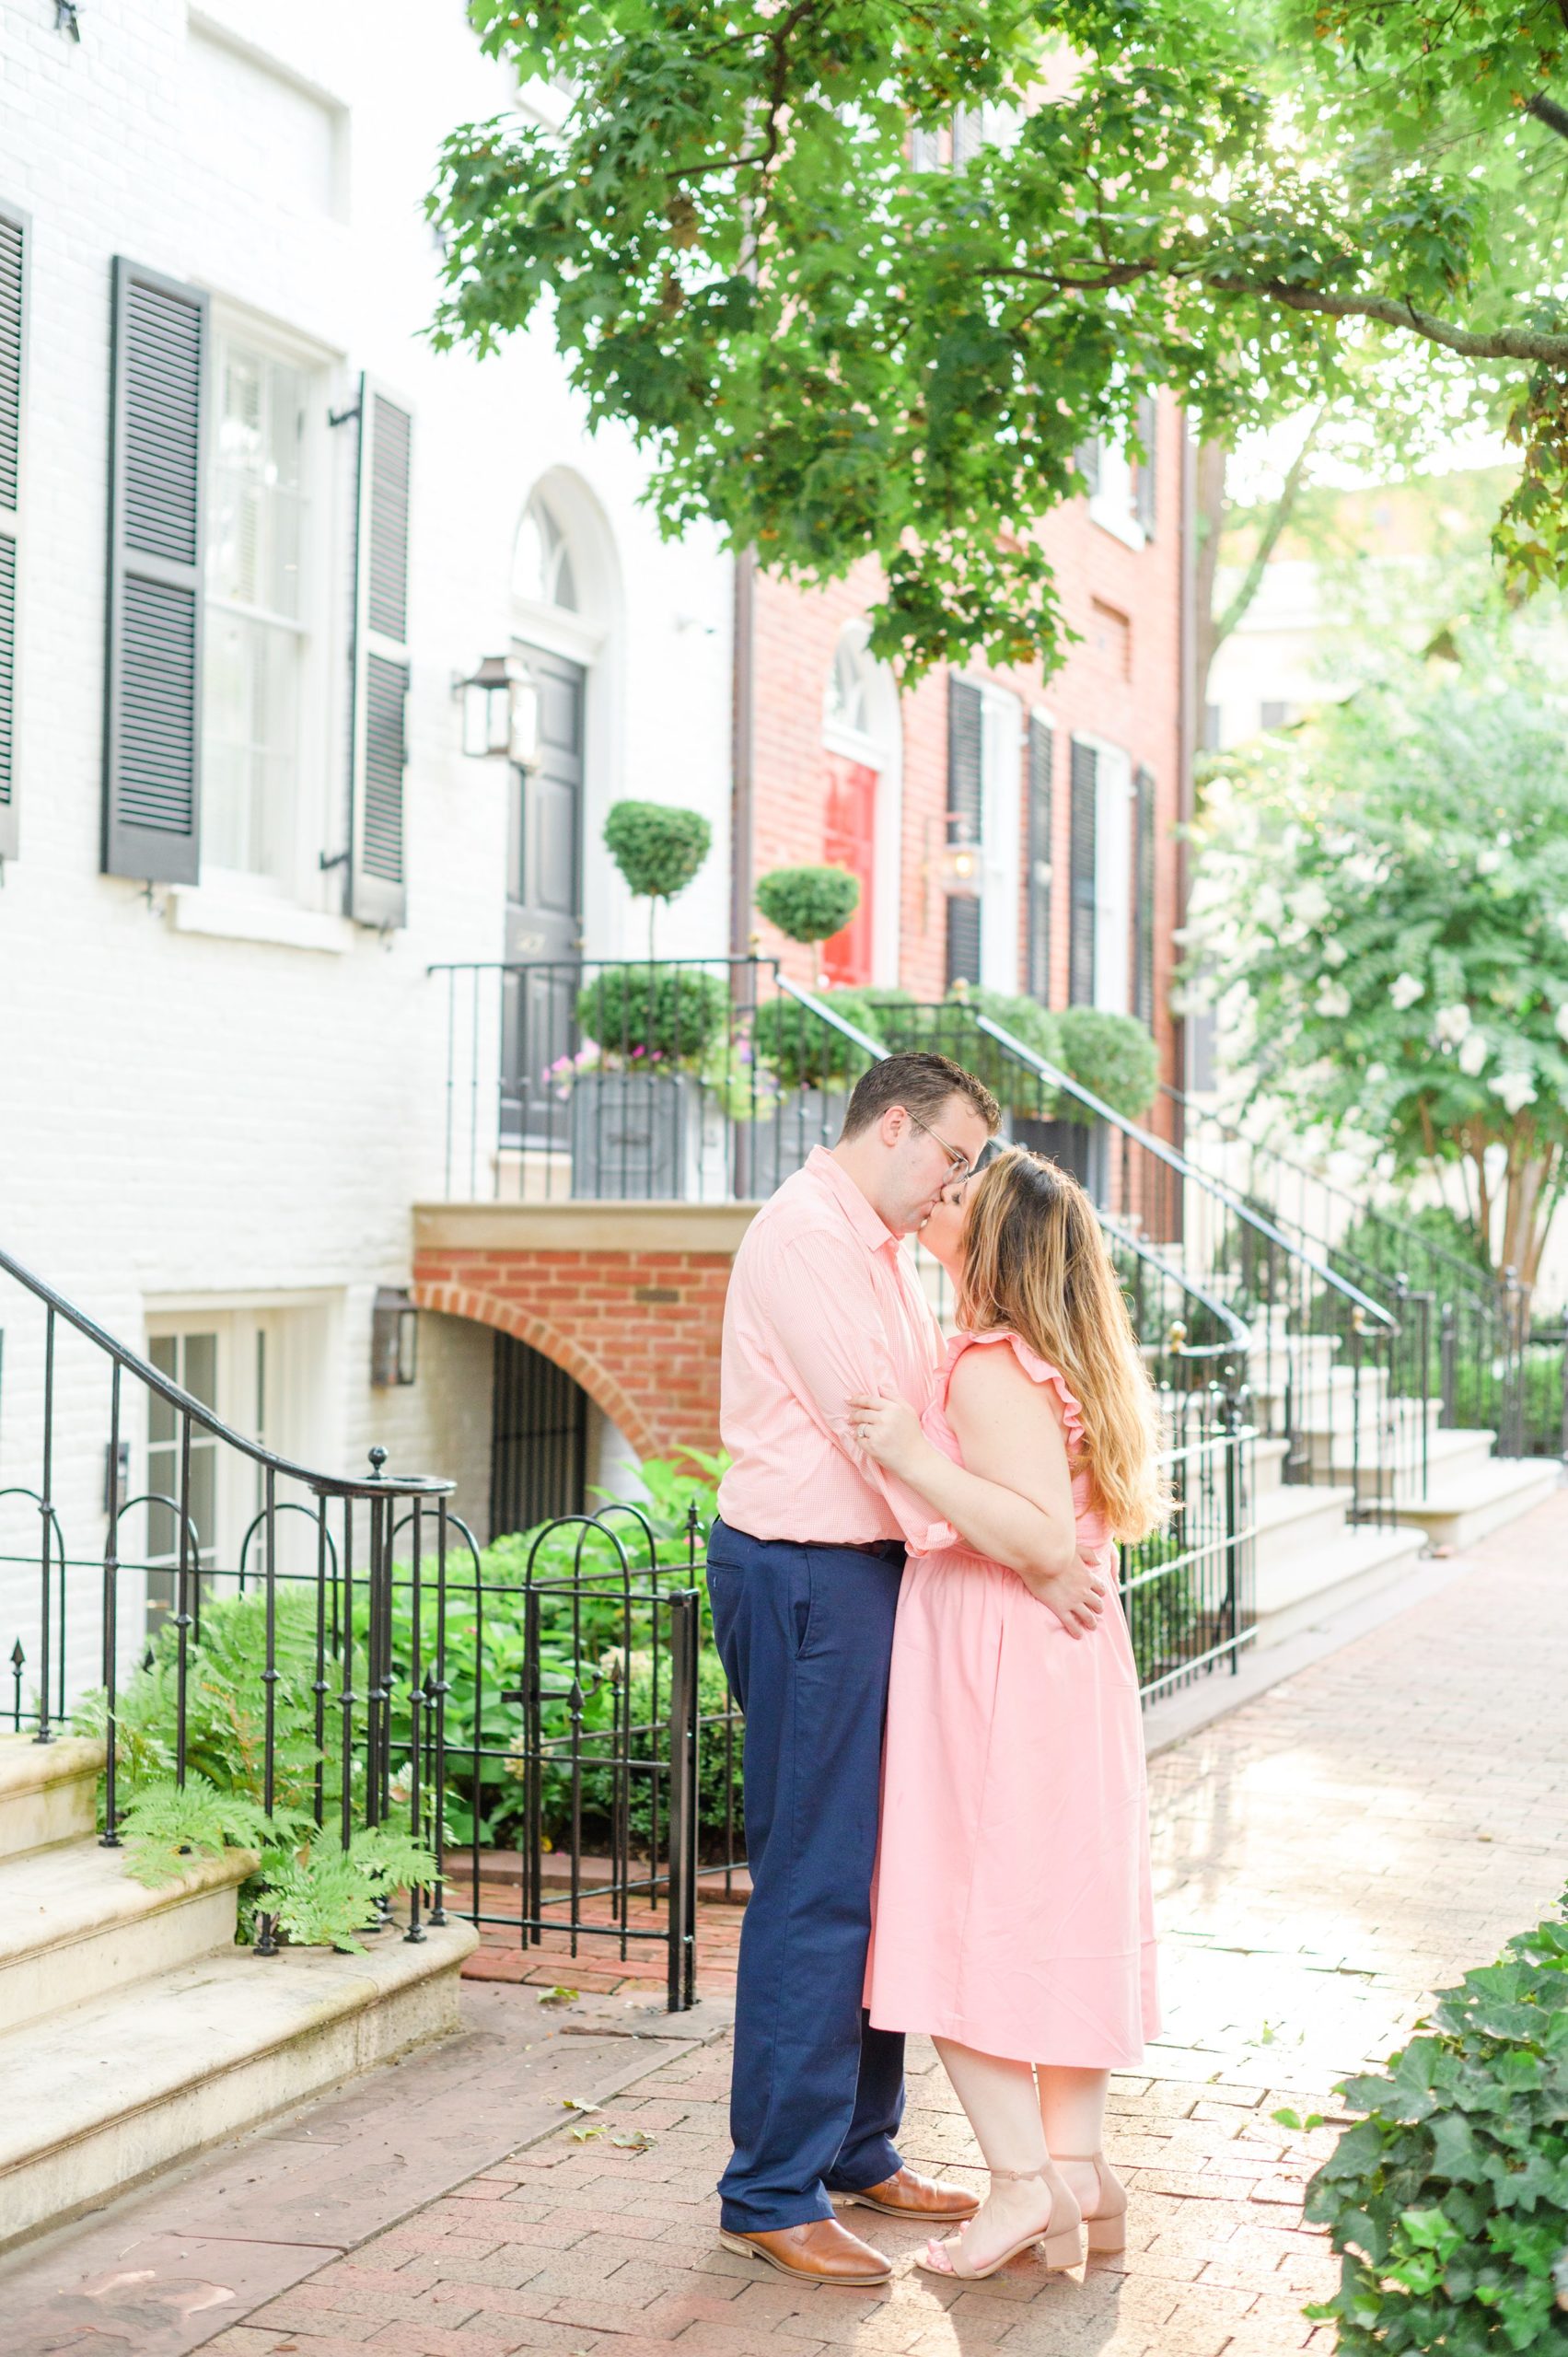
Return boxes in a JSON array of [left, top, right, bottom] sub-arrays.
[[840, 1052, 1001, 1143]]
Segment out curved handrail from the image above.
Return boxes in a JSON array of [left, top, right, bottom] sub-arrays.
[[1163, 1081, 1496, 1306], [773, 975, 893, 1065], [1101, 1216, 1254, 1360], [0, 1243, 452, 1501], [966, 1012, 1397, 1333]]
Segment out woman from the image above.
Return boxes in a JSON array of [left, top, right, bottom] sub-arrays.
[[849, 1147, 1167, 2282]]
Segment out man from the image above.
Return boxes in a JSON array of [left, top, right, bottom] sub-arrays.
[[706, 1052, 1002, 2287]]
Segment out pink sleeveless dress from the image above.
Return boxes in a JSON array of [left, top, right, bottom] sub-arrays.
[[864, 1329, 1160, 2066]]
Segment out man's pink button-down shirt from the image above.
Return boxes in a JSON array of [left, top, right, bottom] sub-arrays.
[[716, 1147, 958, 1552]]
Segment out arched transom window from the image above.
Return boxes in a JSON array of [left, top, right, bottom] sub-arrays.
[[824, 628, 882, 741], [513, 493, 579, 611]]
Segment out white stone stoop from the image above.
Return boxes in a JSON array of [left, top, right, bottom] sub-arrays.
[[0, 1735, 478, 2253]]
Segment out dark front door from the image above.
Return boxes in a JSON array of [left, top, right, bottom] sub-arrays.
[[502, 647, 585, 1144]]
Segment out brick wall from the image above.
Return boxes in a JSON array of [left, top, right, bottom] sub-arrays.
[[749, 397, 1188, 1114], [412, 1248, 735, 1459]]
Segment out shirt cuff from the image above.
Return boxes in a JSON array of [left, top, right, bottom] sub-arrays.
[[906, 1516, 958, 1558]]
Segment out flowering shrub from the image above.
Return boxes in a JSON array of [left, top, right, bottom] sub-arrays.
[[1185, 623, 1568, 1287]]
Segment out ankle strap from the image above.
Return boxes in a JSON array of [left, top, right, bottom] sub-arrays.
[[1052, 2152, 1103, 2163], [987, 2162, 1053, 2182]]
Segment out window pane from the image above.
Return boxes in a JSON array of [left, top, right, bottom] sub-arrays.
[[205, 335, 308, 884], [204, 609, 299, 875]]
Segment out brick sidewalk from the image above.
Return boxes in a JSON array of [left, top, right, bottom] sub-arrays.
[[210, 1490, 1568, 2357]]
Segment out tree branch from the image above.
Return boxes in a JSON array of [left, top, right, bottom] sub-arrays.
[[1210, 402, 1328, 663], [1526, 91, 1568, 142], [1205, 276, 1568, 365]]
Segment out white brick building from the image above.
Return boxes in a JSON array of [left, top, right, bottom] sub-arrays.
[[0, 0, 736, 1660]]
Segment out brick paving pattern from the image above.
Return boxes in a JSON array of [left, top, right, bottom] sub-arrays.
[[207, 1492, 1568, 2357]]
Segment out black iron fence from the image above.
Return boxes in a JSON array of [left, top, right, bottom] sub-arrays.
[[0, 1237, 1259, 2007], [432, 954, 887, 1204], [1167, 1086, 1568, 1465]]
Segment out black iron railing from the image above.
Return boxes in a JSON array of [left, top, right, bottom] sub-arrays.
[[1166, 1086, 1567, 1463], [0, 1241, 713, 2005], [878, 1002, 1416, 1521], [431, 954, 887, 1204]]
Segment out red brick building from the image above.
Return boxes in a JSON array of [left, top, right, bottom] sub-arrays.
[[741, 397, 1188, 1093]]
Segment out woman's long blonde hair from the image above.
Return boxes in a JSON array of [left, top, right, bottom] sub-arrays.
[[955, 1148, 1170, 1544]]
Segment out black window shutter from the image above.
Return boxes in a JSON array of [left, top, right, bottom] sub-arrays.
[[103, 260, 207, 884], [1026, 715, 1052, 1003], [0, 203, 26, 862], [945, 677, 983, 986], [346, 375, 412, 927], [1134, 393, 1158, 536], [1068, 737, 1098, 1004], [1132, 764, 1156, 1025]]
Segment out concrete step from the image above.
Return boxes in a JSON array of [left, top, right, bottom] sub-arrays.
[[0, 1838, 252, 2037], [0, 1736, 101, 1864], [1250, 1436, 1291, 1498], [0, 1915, 479, 2252], [1251, 1519, 1428, 1650], [1389, 1456, 1561, 1551], [1305, 1421, 1493, 1489], [1252, 1479, 1355, 1575]]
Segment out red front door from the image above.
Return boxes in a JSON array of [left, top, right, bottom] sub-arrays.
[[821, 755, 877, 986]]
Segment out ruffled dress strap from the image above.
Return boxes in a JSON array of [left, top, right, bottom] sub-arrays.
[[947, 1328, 1087, 1455]]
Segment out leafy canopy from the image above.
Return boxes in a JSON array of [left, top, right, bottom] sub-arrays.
[[1184, 618, 1568, 1283], [432, 0, 1568, 675]]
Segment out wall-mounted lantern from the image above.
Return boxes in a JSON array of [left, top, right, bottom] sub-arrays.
[[371, 1288, 419, 1388], [454, 651, 541, 767]]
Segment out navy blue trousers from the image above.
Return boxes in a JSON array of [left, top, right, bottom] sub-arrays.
[[706, 1517, 907, 2233]]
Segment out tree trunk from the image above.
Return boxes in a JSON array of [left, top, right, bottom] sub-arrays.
[[1500, 1138, 1562, 1294]]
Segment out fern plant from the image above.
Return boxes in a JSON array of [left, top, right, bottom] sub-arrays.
[[117, 1772, 436, 1955]]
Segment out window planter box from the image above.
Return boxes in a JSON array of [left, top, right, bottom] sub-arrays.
[[567, 1071, 728, 1201], [739, 1089, 849, 1200]]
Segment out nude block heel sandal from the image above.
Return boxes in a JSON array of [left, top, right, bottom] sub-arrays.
[[914, 2162, 1084, 2282], [1058, 2153, 1128, 2253]]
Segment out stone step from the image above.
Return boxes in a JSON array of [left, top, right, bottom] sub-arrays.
[[1249, 1436, 1291, 1498], [0, 1838, 252, 2038], [1304, 1422, 1493, 1490], [0, 1916, 479, 2252], [1389, 1456, 1562, 1552], [0, 1736, 101, 1864], [1251, 1479, 1356, 1574], [1251, 1519, 1428, 1651]]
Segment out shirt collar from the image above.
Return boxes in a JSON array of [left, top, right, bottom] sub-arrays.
[[806, 1145, 902, 1256]]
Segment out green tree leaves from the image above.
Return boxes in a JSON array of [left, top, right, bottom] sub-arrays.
[[431, 0, 1568, 671]]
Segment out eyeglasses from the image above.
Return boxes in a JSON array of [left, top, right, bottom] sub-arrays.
[[906, 1109, 977, 1184]]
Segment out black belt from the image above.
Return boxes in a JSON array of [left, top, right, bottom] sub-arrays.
[[833, 1538, 906, 1560]]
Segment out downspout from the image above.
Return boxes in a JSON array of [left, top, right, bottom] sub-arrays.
[[729, 546, 756, 959]]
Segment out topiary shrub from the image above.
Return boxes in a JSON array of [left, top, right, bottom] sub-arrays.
[[603, 801, 712, 954], [750, 985, 909, 1090], [575, 964, 728, 1068], [1054, 1005, 1159, 1120], [1293, 1889, 1568, 2356], [755, 865, 862, 946]]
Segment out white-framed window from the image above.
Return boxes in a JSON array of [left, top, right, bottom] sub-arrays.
[[143, 1300, 332, 1628], [203, 328, 320, 889]]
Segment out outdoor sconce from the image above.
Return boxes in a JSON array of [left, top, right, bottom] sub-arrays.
[[370, 1288, 419, 1388], [454, 651, 541, 767], [935, 840, 982, 894]]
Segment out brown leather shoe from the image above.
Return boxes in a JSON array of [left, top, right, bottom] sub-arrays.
[[718, 2216, 892, 2285], [837, 2165, 981, 2222]]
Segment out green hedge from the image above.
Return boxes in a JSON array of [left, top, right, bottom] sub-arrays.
[[1295, 1891, 1568, 2355], [1054, 1004, 1159, 1121]]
